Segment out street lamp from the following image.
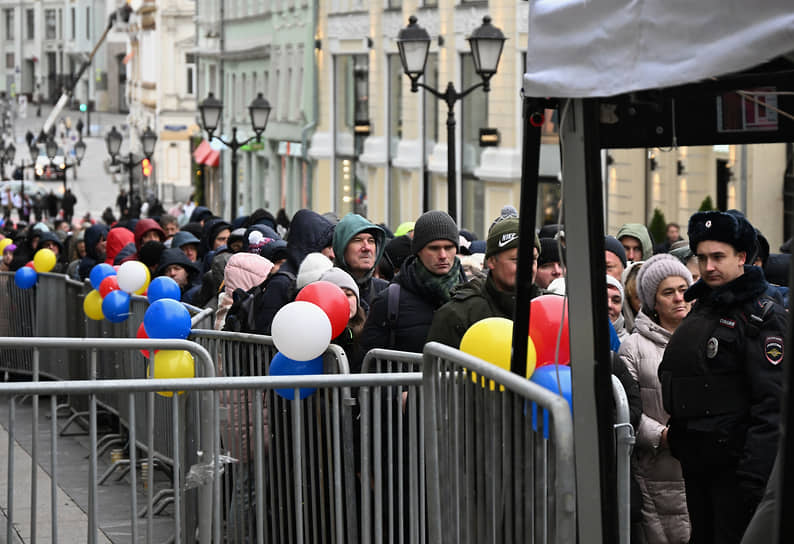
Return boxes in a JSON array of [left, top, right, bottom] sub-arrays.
[[105, 126, 158, 211], [397, 15, 506, 223], [198, 91, 271, 218]]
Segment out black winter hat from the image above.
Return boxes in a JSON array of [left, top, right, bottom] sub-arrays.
[[412, 211, 458, 254], [688, 210, 757, 256], [604, 235, 627, 267], [538, 237, 564, 266]]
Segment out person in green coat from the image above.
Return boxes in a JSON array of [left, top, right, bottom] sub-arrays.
[[426, 217, 541, 348]]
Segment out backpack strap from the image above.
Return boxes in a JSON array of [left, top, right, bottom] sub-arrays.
[[386, 283, 401, 348]]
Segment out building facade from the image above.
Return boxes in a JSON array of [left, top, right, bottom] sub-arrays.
[[194, 0, 317, 219], [124, 0, 197, 204]]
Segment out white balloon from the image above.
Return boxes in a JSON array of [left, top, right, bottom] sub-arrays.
[[271, 301, 332, 361], [117, 261, 149, 294]]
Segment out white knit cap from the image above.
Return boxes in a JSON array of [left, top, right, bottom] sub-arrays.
[[296, 252, 333, 290], [636, 253, 693, 311], [606, 274, 624, 303]]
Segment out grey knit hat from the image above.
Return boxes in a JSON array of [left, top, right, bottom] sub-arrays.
[[319, 267, 360, 307], [412, 211, 458, 254], [636, 253, 693, 312]]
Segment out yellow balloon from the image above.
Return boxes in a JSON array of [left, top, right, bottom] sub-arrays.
[[0, 238, 12, 253], [148, 350, 195, 397], [460, 317, 537, 390], [83, 290, 105, 320], [134, 265, 151, 295], [33, 248, 57, 273]]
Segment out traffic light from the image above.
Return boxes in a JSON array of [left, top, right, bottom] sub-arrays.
[[79, 103, 87, 112], [141, 158, 152, 177]]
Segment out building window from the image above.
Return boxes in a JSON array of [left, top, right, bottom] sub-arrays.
[[6, 53, 14, 69], [387, 54, 403, 224], [26, 9, 34, 40], [45, 9, 56, 40], [460, 53, 488, 232], [85, 6, 90, 40], [423, 52, 439, 144], [334, 55, 369, 216], [70, 7, 75, 40], [185, 53, 195, 95], [5, 9, 14, 41]]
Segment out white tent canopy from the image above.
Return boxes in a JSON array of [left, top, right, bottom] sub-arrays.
[[523, 0, 794, 98]]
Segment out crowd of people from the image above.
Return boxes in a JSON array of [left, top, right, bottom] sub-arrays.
[[0, 197, 790, 543]]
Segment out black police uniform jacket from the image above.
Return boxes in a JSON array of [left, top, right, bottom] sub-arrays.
[[658, 266, 786, 499]]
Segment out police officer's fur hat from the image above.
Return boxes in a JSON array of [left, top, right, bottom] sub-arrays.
[[688, 210, 756, 256]]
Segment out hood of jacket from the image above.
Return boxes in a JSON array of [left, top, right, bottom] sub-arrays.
[[38, 230, 64, 255], [106, 227, 135, 264], [617, 223, 654, 260], [200, 218, 231, 258], [224, 253, 274, 296], [156, 248, 200, 277], [84, 224, 109, 261], [631, 309, 672, 347], [285, 210, 335, 268], [332, 213, 386, 285], [189, 206, 213, 224], [133, 218, 165, 250]]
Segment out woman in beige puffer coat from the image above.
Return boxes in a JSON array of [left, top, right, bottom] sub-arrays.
[[618, 254, 693, 544]]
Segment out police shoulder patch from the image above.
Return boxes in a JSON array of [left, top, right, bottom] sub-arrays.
[[765, 336, 784, 365]]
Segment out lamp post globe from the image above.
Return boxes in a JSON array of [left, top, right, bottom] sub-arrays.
[[467, 16, 506, 87], [396, 16, 431, 88], [199, 93, 223, 137], [141, 126, 157, 158], [248, 93, 271, 139], [105, 126, 122, 159]]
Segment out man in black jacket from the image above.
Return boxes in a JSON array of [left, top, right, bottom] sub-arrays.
[[658, 210, 787, 544], [360, 210, 465, 355]]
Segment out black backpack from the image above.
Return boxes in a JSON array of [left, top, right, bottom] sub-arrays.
[[223, 269, 296, 333]]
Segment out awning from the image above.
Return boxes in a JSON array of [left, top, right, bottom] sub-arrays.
[[193, 140, 220, 168]]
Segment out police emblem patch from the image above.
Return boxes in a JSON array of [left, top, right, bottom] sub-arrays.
[[765, 336, 784, 365], [706, 337, 719, 359]]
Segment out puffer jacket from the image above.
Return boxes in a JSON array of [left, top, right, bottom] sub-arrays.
[[619, 310, 690, 544], [214, 253, 274, 330]]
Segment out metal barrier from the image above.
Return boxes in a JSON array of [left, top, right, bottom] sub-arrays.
[[0, 337, 217, 544], [359, 349, 425, 544], [422, 342, 577, 544], [612, 375, 635, 544], [0, 357, 421, 543]]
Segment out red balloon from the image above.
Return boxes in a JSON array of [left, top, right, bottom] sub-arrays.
[[295, 281, 350, 339], [25, 261, 35, 269], [137, 322, 152, 358], [528, 295, 571, 367], [99, 275, 121, 298]]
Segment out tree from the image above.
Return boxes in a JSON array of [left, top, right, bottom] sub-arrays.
[[648, 208, 667, 246], [698, 196, 716, 212]]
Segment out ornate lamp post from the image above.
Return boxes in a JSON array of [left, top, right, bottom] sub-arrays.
[[105, 126, 158, 201], [396, 15, 506, 223], [198, 92, 271, 217]]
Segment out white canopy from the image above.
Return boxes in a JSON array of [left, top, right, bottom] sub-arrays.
[[523, 0, 794, 98]]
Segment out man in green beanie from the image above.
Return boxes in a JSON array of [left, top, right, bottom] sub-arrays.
[[332, 213, 387, 311], [426, 217, 542, 348]]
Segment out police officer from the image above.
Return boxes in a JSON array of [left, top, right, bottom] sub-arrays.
[[658, 210, 787, 544]]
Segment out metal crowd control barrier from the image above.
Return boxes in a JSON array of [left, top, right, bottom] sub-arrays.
[[612, 375, 635, 544], [359, 349, 425, 543], [422, 342, 577, 544], [0, 337, 217, 544], [190, 329, 358, 544]]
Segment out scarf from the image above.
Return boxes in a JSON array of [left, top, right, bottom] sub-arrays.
[[413, 256, 463, 305]]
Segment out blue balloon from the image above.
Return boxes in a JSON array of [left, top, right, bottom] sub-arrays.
[[102, 290, 131, 323], [144, 299, 192, 339], [14, 267, 38, 289], [269, 352, 324, 400], [147, 276, 182, 304], [529, 365, 573, 439], [89, 263, 116, 290]]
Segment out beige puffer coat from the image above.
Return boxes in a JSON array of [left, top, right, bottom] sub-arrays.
[[619, 310, 690, 544]]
